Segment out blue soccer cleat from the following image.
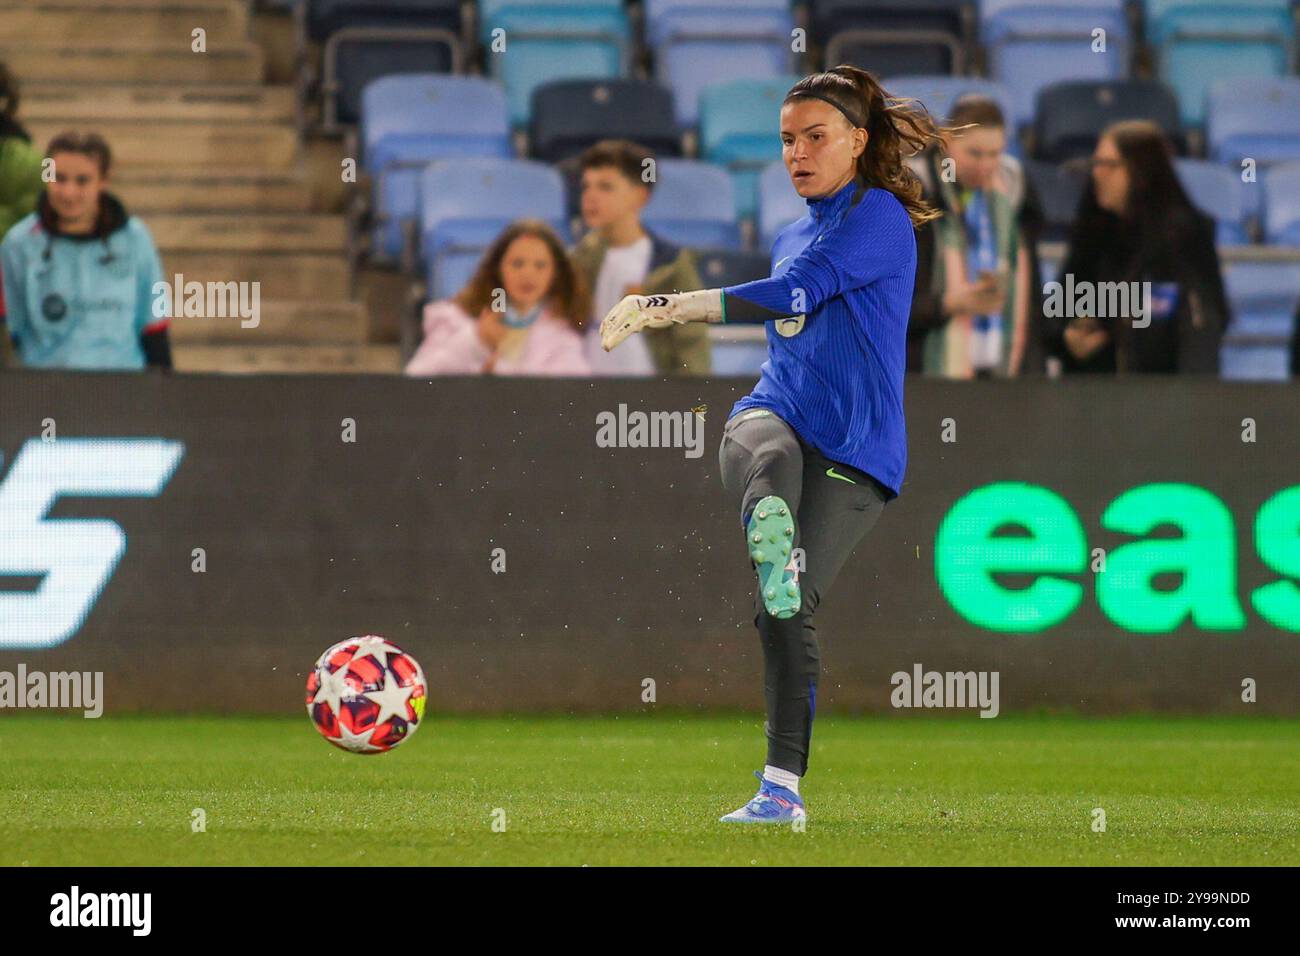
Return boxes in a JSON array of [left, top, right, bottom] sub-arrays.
[[719, 771, 807, 823], [746, 495, 799, 619]]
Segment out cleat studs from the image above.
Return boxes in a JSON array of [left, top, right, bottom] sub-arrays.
[[778, 508, 786, 516], [781, 545, 790, 556], [752, 549, 765, 563], [787, 583, 798, 596], [757, 510, 767, 519], [784, 526, 793, 536], [751, 532, 762, 543], [764, 587, 776, 600]]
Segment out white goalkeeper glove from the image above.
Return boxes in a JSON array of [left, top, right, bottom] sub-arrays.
[[600, 289, 724, 352]]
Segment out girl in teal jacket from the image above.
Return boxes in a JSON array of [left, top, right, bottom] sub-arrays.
[[1, 131, 170, 370]]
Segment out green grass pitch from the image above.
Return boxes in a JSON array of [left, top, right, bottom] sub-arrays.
[[1, 714, 1297, 866]]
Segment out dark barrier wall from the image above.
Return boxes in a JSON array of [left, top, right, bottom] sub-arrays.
[[1, 371, 1297, 715]]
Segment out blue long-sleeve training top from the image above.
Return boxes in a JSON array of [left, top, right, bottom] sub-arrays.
[[722, 174, 916, 499]]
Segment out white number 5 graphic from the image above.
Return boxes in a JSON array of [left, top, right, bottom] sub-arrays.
[[0, 439, 184, 649]]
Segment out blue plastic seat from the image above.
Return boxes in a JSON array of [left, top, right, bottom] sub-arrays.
[[479, 5, 630, 126], [981, 1, 1129, 131], [641, 158, 741, 250], [757, 160, 809, 251], [699, 77, 799, 221], [310, 0, 464, 128], [1218, 257, 1296, 381], [479, 0, 623, 21], [817, 0, 968, 76], [695, 248, 772, 288], [885, 75, 1015, 129], [1216, 241, 1299, 379], [1223, 260, 1300, 338], [643, 0, 790, 29], [418, 159, 570, 294], [530, 79, 681, 162], [1146, 1, 1292, 126], [1035, 80, 1184, 163], [1022, 159, 1088, 243], [649, 6, 795, 127], [1262, 163, 1300, 246], [1173, 159, 1252, 245], [363, 75, 512, 261], [308, 0, 463, 41], [1219, 344, 1291, 381], [1206, 77, 1300, 167]]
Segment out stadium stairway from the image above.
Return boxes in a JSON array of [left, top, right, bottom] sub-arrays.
[[0, 0, 398, 373]]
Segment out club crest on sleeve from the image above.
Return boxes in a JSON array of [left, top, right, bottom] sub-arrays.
[[775, 314, 805, 337]]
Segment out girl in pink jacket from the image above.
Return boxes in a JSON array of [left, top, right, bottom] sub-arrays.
[[405, 219, 591, 377]]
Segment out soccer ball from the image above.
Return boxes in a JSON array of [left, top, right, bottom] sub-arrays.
[[305, 636, 427, 753]]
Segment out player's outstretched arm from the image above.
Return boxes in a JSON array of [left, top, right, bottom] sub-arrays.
[[599, 289, 723, 351]]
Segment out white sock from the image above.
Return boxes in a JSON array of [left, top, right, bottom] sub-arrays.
[[763, 764, 800, 794]]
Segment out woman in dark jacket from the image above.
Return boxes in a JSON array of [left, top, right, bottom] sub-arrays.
[[1049, 120, 1227, 374]]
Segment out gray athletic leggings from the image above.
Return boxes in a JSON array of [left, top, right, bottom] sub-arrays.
[[718, 409, 889, 776]]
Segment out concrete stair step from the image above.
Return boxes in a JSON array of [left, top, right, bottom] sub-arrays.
[[21, 84, 293, 124], [174, 344, 400, 375], [114, 168, 312, 213], [0, 40, 264, 84], [162, 252, 351, 300], [0, 1, 249, 42], [150, 214, 345, 253], [27, 120, 296, 169], [168, 299, 367, 344], [6, 0, 245, 8]]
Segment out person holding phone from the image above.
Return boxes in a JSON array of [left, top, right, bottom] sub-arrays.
[[906, 95, 1033, 378]]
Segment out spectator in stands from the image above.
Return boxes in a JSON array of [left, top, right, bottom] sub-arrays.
[[1047, 120, 1227, 374], [906, 96, 1036, 378], [0, 64, 42, 239], [570, 139, 710, 377], [405, 219, 590, 376], [0, 131, 172, 371], [0, 63, 45, 369]]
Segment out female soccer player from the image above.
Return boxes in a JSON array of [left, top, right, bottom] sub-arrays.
[[600, 65, 945, 823]]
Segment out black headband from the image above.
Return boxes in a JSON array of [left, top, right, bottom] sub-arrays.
[[786, 91, 866, 130]]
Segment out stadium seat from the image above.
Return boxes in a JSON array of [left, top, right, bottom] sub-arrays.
[[309, 0, 464, 128], [981, 0, 1130, 131], [1206, 77, 1300, 167], [1219, 258, 1297, 380], [362, 75, 512, 261], [1022, 159, 1088, 242], [641, 159, 742, 250], [1173, 159, 1254, 245], [1034, 80, 1184, 163], [1145, 0, 1293, 127], [757, 160, 809, 251], [1261, 163, 1300, 246], [647, 2, 795, 126], [884, 75, 1020, 157], [709, 326, 769, 374], [307, 0, 463, 41], [695, 248, 773, 288], [884, 75, 1014, 129], [1219, 259, 1298, 380], [529, 79, 681, 163], [479, 2, 630, 126], [479, 0, 624, 18], [699, 77, 800, 221], [643, 0, 790, 27], [814, 0, 969, 76], [418, 159, 570, 296], [1223, 260, 1300, 338]]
